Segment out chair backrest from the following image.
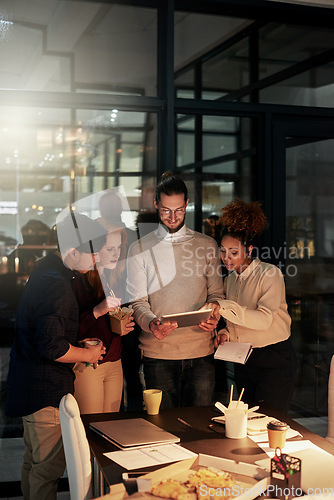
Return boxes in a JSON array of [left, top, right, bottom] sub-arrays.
[[326, 355, 334, 443], [59, 393, 93, 500]]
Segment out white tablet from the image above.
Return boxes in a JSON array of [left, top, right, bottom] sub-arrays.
[[161, 308, 213, 328]]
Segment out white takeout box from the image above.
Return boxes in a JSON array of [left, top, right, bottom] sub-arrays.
[[98, 453, 270, 499]]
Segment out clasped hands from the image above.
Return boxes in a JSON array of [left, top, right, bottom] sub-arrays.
[[149, 302, 220, 341]]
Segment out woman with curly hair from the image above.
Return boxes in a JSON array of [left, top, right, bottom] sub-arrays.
[[216, 199, 296, 413]]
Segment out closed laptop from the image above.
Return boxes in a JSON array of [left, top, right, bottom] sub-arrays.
[[89, 418, 180, 450]]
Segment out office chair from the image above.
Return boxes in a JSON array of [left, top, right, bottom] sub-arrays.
[[326, 354, 334, 443], [59, 393, 93, 500]]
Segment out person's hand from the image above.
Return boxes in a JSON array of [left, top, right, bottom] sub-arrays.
[[202, 301, 220, 320], [149, 317, 178, 340], [214, 328, 229, 348], [93, 296, 121, 319], [199, 316, 218, 332], [83, 340, 106, 369], [122, 316, 135, 335]]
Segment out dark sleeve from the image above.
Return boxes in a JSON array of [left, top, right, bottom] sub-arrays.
[[77, 309, 99, 341], [34, 276, 78, 360]]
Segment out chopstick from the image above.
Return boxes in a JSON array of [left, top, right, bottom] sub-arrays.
[[236, 387, 244, 408], [229, 384, 233, 406], [107, 284, 121, 313]]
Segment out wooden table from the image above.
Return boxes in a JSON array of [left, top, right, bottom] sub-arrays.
[[81, 405, 334, 497]]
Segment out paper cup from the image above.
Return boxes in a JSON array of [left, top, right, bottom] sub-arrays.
[[267, 420, 290, 449], [83, 340, 100, 347], [143, 389, 162, 415], [82, 340, 101, 367]]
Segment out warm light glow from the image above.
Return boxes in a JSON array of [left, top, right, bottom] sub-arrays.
[[70, 170, 75, 180], [38, 206, 43, 211], [32, 204, 37, 209], [15, 257, 19, 273]]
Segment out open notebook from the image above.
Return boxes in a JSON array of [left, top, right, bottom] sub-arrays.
[[90, 418, 180, 450]]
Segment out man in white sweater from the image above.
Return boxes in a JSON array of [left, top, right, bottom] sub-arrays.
[[127, 172, 224, 408]]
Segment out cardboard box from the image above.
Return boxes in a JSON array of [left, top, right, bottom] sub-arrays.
[[109, 309, 133, 336], [101, 453, 270, 499]]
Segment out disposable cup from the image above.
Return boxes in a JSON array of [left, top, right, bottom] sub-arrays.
[[267, 420, 290, 449], [83, 339, 101, 367], [143, 389, 162, 415], [83, 340, 100, 347]]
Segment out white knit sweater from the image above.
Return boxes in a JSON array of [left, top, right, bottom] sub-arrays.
[[126, 224, 224, 359]]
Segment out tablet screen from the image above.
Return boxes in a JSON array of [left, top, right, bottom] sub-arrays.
[[161, 308, 213, 328]]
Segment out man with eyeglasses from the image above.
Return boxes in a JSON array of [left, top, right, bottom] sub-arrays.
[[127, 172, 224, 408]]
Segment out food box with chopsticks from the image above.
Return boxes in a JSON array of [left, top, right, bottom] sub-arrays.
[[100, 453, 270, 500], [109, 306, 133, 336]]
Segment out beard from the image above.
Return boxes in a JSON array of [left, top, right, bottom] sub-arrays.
[[158, 213, 186, 234]]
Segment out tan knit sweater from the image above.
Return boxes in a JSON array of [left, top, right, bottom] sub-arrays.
[[127, 224, 224, 359], [218, 258, 291, 348]]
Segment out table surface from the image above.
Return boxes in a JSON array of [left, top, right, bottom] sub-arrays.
[[81, 405, 334, 488]]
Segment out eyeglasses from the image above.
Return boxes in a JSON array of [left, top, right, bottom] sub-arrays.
[[159, 207, 186, 217]]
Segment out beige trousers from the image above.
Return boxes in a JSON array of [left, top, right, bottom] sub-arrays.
[[22, 406, 65, 500], [74, 359, 123, 414]]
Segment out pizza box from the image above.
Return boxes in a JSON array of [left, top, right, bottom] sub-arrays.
[[97, 453, 270, 499]]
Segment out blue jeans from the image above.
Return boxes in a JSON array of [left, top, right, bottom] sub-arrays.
[[143, 355, 215, 409]]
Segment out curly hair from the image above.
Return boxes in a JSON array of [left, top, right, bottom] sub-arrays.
[[219, 199, 268, 245]]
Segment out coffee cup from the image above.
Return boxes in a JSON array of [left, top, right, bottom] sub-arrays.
[[267, 420, 290, 448], [143, 389, 162, 415], [82, 339, 101, 367], [225, 401, 248, 439], [83, 339, 100, 347]]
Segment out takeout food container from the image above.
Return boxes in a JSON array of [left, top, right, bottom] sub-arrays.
[[99, 453, 270, 500], [109, 307, 133, 336]]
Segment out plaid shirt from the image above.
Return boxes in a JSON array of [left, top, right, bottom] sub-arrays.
[[6, 253, 79, 417]]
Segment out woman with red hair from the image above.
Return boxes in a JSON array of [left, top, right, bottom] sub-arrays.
[[73, 222, 135, 413]]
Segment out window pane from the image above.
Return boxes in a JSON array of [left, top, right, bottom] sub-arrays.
[[285, 138, 334, 414], [176, 115, 195, 168], [74, 110, 157, 197], [1, 1, 157, 96], [174, 12, 248, 99], [259, 23, 334, 107], [201, 38, 249, 98]]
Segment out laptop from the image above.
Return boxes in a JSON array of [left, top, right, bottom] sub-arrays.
[[89, 418, 181, 450]]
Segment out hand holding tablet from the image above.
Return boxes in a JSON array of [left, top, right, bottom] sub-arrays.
[[161, 308, 213, 328]]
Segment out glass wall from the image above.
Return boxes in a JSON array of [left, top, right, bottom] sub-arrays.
[[176, 112, 255, 233], [259, 24, 334, 107], [1, 1, 334, 488], [0, 1, 157, 96], [285, 138, 334, 415]]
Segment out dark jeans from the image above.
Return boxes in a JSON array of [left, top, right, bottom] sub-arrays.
[[234, 338, 297, 414], [121, 328, 143, 412], [143, 354, 215, 409]]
